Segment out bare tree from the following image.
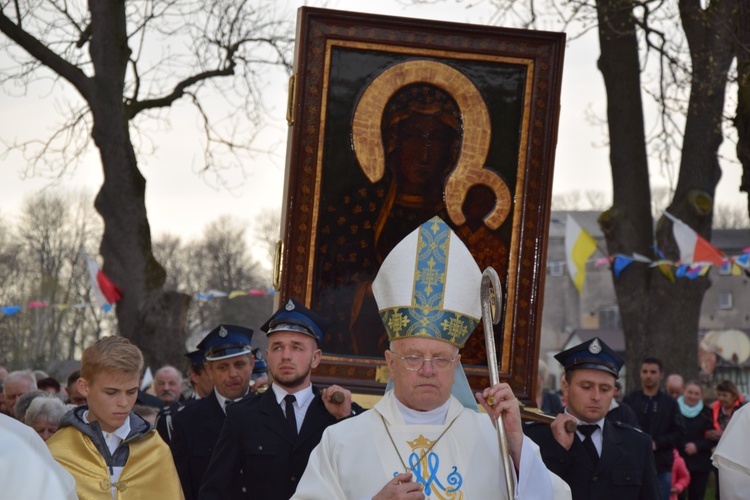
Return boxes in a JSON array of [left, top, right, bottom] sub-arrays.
[[421, 0, 745, 387], [1, 189, 111, 368], [551, 191, 585, 210], [154, 215, 272, 347], [0, 2, 294, 366], [253, 207, 282, 266], [713, 204, 750, 229]]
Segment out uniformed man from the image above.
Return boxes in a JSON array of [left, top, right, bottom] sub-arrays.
[[169, 325, 256, 500], [199, 299, 361, 500], [156, 349, 211, 444], [524, 337, 660, 499], [250, 349, 269, 393], [185, 349, 214, 400]]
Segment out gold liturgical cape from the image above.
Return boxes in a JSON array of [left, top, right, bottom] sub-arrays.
[[48, 425, 184, 499]]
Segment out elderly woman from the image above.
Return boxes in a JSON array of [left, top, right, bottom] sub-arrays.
[[25, 396, 66, 441], [13, 390, 45, 423]]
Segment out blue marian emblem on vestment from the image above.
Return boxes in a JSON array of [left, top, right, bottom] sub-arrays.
[[393, 434, 463, 499]]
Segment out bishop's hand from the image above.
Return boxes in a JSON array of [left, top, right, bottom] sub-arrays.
[[373, 473, 425, 500]]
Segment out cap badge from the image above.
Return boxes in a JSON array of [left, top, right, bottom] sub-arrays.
[[219, 326, 228, 338], [285, 299, 295, 311], [589, 338, 602, 354]]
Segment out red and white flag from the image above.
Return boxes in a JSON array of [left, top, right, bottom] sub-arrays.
[[83, 251, 122, 308], [663, 212, 724, 266]]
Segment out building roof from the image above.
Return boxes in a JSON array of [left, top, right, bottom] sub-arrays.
[[710, 229, 750, 254]]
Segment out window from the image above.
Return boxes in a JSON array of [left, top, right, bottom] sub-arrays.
[[719, 292, 733, 310], [599, 306, 622, 329], [548, 261, 565, 277]]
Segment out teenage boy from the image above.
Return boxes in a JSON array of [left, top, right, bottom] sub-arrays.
[[47, 336, 184, 499]]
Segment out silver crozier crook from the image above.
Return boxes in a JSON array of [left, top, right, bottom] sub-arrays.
[[480, 267, 514, 498]]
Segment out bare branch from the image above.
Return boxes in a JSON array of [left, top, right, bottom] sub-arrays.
[[0, 9, 92, 99]]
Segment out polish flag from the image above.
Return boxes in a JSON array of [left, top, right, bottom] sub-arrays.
[[83, 251, 122, 308], [663, 212, 724, 266]]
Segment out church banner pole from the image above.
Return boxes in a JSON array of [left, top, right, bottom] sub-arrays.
[[481, 267, 515, 498]]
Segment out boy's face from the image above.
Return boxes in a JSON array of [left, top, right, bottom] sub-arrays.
[[78, 371, 139, 433]]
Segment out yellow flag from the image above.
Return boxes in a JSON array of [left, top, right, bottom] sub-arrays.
[[565, 214, 597, 293]]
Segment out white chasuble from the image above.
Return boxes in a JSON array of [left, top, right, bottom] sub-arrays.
[[293, 391, 570, 499]]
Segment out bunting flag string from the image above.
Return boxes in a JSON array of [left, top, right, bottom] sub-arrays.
[[578, 212, 750, 282], [0, 288, 275, 317], [587, 251, 750, 280]]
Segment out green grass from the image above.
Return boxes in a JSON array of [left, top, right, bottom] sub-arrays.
[[704, 472, 717, 499]]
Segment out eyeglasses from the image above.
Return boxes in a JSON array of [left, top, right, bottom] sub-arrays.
[[390, 351, 458, 371]]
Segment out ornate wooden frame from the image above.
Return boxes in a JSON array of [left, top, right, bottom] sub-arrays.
[[277, 7, 565, 402]]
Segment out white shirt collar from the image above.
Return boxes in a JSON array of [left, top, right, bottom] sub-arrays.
[[82, 410, 131, 452], [393, 395, 451, 425], [214, 388, 249, 414], [271, 383, 314, 408], [564, 408, 605, 428]]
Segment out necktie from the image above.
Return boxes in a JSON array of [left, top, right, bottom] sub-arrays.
[[578, 424, 599, 465], [284, 394, 297, 435]]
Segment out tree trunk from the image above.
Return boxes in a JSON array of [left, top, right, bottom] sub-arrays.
[[738, 0, 750, 213], [88, 0, 189, 369], [596, 0, 736, 390], [595, 0, 655, 391]]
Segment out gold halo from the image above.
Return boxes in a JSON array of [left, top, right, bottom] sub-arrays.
[[351, 60, 510, 229]]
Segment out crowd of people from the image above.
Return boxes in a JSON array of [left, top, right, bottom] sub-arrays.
[[534, 351, 747, 499], [0, 216, 747, 499]]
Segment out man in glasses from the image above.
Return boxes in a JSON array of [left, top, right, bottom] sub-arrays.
[[293, 217, 568, 499]]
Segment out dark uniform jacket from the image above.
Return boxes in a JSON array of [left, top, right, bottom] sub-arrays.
[[524, 419, 660, 500], [169, 391, 228, 500], [156, 394, 195, 445], [606, 401, 639, 428], [622, 390, 685, 473], [198, 386, 357, 500]]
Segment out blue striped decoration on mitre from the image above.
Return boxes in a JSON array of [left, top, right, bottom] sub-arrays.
[[373, 216, 481, 348]]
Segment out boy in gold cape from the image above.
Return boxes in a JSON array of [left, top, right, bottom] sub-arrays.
[[47, 336, 183, 499]]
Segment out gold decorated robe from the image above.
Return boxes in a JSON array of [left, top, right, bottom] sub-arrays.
[[48, 425, 184, 499]]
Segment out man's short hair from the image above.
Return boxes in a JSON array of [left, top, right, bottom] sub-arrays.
[[37, 377, 61, 393], [188, 362, 205, 376], [66, 370, 81, 389], [80, 336, 144, 383], [155, 365, 183, 382], [642, 357, 664, 372], [4, 370, 37, 394]]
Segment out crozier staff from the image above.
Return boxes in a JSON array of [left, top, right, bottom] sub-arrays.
[[292, 216, 570, 499]]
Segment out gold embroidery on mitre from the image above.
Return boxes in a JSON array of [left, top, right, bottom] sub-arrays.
[[441, 317, 469, 343]]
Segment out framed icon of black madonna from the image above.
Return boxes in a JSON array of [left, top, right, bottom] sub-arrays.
[[275, 7, 565, 402]]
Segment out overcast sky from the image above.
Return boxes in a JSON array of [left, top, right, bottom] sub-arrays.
[[0, 0, 745, 269]]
